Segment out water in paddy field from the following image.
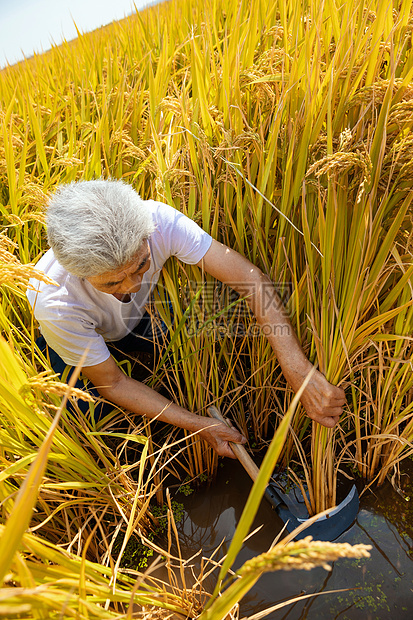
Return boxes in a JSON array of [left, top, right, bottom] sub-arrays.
[[166, 459, 413, 619]]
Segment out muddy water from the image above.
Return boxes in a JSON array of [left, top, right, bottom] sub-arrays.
[[171, 459, 413, 619]]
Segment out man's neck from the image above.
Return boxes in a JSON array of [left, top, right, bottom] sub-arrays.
[[112, 293, 131, 302]]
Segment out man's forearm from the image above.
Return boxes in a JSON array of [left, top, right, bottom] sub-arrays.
[[238, 271, 313, 391], [98, 374, 212, 432], [240, 270, 346, 426], [95, 373, 246, 457], [198, 240, 346, 427]]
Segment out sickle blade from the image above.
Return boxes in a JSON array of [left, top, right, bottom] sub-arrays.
[[272, 484, 359, 541]]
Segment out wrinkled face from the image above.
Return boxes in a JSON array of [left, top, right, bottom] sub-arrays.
[[86, 241, 151, 297]]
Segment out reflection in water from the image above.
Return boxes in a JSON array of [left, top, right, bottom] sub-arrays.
[[166, 459, 413, 619]]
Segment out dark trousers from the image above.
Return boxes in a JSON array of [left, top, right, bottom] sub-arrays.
[[37, 312, 168, 421]]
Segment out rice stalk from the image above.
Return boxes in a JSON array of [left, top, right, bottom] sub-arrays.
[[199, 532, 371, 620], [0, 0, 412, 562]]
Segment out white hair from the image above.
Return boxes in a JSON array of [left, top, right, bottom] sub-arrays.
[[46, 179, 155, 278]]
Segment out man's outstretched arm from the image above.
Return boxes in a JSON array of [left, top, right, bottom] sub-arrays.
[[198, 240, 346, 427], [81, 355, 246, 457]]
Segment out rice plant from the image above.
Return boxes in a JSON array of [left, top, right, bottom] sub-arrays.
[[0, 346, 371, 618], [0, 0, 412, 613]]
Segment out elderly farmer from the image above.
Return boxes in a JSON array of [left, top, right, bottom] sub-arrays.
[[27, 179, 345, 458]]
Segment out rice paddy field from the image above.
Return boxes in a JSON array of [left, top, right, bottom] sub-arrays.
[[1, 0, 413, 617]]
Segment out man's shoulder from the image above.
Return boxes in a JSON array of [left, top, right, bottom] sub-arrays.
[[146, 200, 212, 265], [26, 250, 92, 317], [146, 200, 194, 253], [145, 200, 182, 226], [27, 249, 64, 308], [146, 200, 204, 237]]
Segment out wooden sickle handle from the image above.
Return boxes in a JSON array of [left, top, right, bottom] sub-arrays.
[[207, 405, 260, 483]]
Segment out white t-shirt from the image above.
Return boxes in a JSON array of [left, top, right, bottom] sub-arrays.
[[27, 201, 212, 367]]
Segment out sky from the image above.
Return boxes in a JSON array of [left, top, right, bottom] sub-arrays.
[[0, 0, 158, 69]]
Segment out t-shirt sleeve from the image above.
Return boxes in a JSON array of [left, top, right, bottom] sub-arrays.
[[153, 202, 213, 265], [36, 309, 111, 367]]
